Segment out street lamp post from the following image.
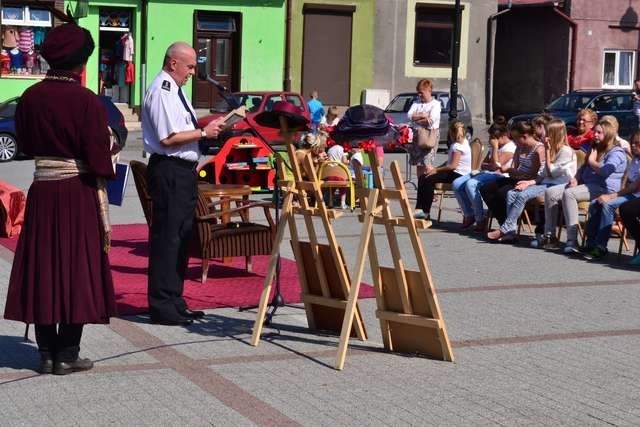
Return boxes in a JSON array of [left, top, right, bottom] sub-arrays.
[[449, 0, 462, 122]]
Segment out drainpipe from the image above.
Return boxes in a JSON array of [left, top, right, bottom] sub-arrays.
[[485, 6, 512, 124], [283, 0, 292, 91], [552, 7, 577, 93], [140, 0, 148, 110], [139, 0, 148, 157]]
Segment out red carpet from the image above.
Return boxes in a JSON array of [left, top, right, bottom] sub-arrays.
[[0, 224, 375, 315]]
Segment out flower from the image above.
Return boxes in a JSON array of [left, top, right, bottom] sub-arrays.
[[395, 124, 412, 146], [326, 122, 412, 151], [356, 139, 376, 152]]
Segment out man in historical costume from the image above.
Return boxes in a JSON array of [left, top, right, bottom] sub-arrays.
[[142, 42, 223, 326], [4, 22, 117, 375]]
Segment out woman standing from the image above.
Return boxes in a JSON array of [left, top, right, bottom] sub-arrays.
[[407, 78, 441, 175], [3, 22, 117, 375]]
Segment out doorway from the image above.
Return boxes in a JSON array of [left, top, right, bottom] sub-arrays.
[[302, 6, 354, 106], [98, 7, 134, 105], [193, 12, 240, 110]]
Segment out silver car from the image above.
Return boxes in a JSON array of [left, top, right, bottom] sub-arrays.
[[384, 91, 473, 150]]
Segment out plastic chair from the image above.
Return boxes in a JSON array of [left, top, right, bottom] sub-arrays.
[[318, 161, 355, 210]]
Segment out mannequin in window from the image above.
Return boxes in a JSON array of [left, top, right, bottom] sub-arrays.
[[2, 26, 19, 49]]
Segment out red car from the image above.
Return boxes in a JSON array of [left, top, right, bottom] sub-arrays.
[[197, 91, 310, 145]]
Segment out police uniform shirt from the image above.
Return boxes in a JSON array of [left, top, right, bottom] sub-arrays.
[[142, 70, 199, 162]]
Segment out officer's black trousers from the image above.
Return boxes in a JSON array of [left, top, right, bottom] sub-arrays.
[[147, 154, 198, 321]]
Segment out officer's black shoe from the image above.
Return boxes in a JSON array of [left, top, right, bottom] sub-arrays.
[[53, 357, 94, 375], [179, 309, 205, 319], [150, 315, 193, 326]]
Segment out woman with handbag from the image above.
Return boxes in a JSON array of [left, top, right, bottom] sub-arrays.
[[414, 121, 471, 220], [407, 79, 441, 175]]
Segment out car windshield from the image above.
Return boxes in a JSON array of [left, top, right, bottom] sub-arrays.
[[385, 94, 417, 113], [235, 93, 264, 112], [546, 93, 593, 111]]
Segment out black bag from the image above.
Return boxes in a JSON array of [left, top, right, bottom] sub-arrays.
[[333, 104, 389, 140]]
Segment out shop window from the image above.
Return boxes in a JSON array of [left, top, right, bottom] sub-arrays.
[[602, 50, 635, 89], [1, 5, 53, 78], [413, 4, 463, 67]]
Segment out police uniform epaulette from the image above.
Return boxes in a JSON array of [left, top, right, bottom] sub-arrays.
[[161, 80, 171, 91]]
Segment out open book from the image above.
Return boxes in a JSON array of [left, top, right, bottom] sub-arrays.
[[219, 105, 247, 130]]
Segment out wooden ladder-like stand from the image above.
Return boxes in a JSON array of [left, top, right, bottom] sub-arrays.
[[251, 124, 454, 369], [348, 151, 454, 366], [250, 123, 374, 365]]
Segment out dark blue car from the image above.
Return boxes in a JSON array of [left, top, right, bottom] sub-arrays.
[[0, 95, 128, 162], [508, 89, 639, 138]]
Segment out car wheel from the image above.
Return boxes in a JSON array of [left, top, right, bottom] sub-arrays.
[[0, 133, 17, 162]]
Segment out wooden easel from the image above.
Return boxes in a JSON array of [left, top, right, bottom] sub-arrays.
[[251, 121, 371, 361], [334, 151, 453, 368]]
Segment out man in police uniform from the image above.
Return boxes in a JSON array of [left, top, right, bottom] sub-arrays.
[[142, 41, 224, 326]]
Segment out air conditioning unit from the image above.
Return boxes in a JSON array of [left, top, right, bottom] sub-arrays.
[[360, 89, 390, 109]]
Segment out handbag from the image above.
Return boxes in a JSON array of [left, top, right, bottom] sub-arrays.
[[415, 126, 438, 150]]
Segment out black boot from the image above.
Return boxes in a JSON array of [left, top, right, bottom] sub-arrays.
[[53, 357, 94, 375], [38, 351, 54, 374]]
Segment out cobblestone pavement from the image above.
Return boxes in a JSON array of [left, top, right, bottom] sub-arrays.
[[1, 131, 639, 426]]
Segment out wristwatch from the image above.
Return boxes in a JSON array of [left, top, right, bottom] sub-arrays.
[[200, 129, 207, 139]]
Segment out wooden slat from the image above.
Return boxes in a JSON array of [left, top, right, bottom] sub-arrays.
[[335, 188, 379, 370], [302, 294, 348, 309], [376, 310, 442, 329]]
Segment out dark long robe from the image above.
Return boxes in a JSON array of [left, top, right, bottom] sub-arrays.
[[3, 70, 118, 324]]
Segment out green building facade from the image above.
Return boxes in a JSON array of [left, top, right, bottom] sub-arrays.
[[0, 0, 286, 108], [1, 1, 375, 108]]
